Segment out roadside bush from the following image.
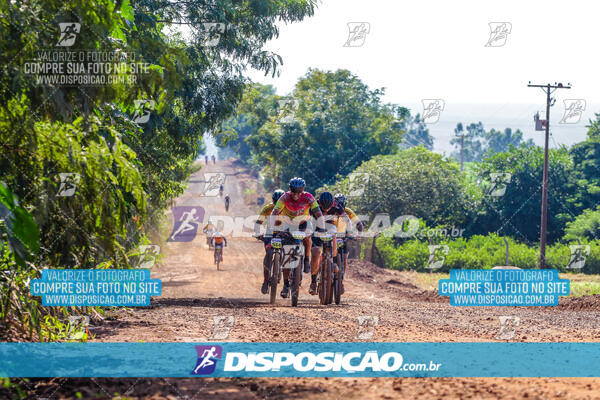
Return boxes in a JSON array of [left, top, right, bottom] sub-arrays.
[[376, 230, 600, 273]]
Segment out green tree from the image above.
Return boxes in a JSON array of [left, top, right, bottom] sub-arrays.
[[568, 113, 600, 212], [0, 0, 316, 337], [484, 127, 534, 154], [246, 69, 408, 191], [473, 144, 574, 244], [216, 84, 278, 164], [563, 207, 600, 241], [450, 122, 486, 162], [1, 0, 316, 268], [322, 146, 479, 227], [400, 113, 434, 150]]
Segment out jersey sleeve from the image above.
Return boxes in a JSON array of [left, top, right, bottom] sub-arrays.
[[345, 207, 360, 223], [307, 194, 319, 212], [257, 203, 274, 223], [272, 194, 287, 214]]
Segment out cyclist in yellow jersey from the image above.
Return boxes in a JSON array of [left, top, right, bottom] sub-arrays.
[[334, 193, 364, 294], [203, 219, 216, 245], [254, 189, 285, 294]]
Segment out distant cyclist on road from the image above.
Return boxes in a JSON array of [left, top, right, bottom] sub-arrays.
[[205, 155, 209, 165], [211, 155, 216, 164], [203, 219, 216, 245], [219, 184, 224, 197], [210, 231, 227, 263], [224, 194, 230, 212], [270, 177, 325, 298], [254, 189, 285, 294]]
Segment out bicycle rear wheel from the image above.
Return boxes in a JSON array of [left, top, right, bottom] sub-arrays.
[[334, 253, 343, 305], [291, 256, 302, 307], [325, 254, 333, 305], [319, 250, 333, 305]]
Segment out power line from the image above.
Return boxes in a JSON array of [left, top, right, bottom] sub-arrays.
[[527, 81, 571, 268]]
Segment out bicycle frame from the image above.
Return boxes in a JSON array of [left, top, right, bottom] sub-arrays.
[[315, 231, 335, 305], [269, 230, 305, 306]]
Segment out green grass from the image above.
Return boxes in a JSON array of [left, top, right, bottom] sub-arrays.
[[398, 271, 600, 297]]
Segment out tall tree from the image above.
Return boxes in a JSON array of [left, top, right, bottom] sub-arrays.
[[473, 144, 574, 244], [485, 127, 534, 154], [568, 113, 600, 212], [246, 69, 408, 192], [216, 84, 278, 164], [400, 113, 434, 150], [450, 122, 486, 162]]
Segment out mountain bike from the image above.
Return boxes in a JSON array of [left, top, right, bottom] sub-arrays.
[[315, 231, 335, 305], [264, 231, 306, 306], [333, 233, 354, 305], [213, 243, 225, 270]]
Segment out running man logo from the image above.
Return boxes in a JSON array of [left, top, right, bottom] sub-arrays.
[[487, 173, 512, 197], [201, 23, 227, 47], [427, 245, 449, 270], [355, 315, 379, 340], [67, 315, 89, 340], [421, 99, 445, 124], [343, 22, 370, 47], [202, 173, 226, 197], [560, 99, 586, 124], [496, 316, 520, 340], [57, 22, 80, 47], [168, 206, 205, 242], [191, 345, 222, 375], [567, 244, 591, 270], [278, 97, 298, 124], [132, 100, 155, 124], [347, 172, 370, 197], [211, 315, 235, 340], [485, 22, 512, 47], [137, 245, 160, 268], [57, 173, 80, 197]]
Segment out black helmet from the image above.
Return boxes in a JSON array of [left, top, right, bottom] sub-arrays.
[[272, 189, 285, 203], [289, 177, 306, 193], [318, 191, 334, 210], [334, 193, 347, 209]]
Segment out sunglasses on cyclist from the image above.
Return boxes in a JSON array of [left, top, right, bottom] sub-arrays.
[[290, 187, 304, 194]]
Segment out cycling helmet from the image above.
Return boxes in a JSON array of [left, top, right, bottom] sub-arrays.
[[272, 189, 285, 203], [334, 193, 347, 209], [289, 177, 306, 193], [318, 191, 334, 210]]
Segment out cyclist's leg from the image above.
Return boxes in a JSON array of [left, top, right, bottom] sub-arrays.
[[310, 241, 321, 276], [263, 244, 271, 283], [301, 231, 312, 273], [309, 239, 322, 295]]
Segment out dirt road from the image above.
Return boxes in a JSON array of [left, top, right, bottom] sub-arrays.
[[29, 160, 600, 399]]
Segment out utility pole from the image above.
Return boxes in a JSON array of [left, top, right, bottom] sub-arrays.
[[528, 82, 571, 268]]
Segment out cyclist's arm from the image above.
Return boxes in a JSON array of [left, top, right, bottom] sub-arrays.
[[271, 197, 284, 216], [309, 201, 325, 230], [346, 207, 364, 232]]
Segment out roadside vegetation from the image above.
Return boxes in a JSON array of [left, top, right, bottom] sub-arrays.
[[0, 0, 316, 340], [218, 74, 600, 276]]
